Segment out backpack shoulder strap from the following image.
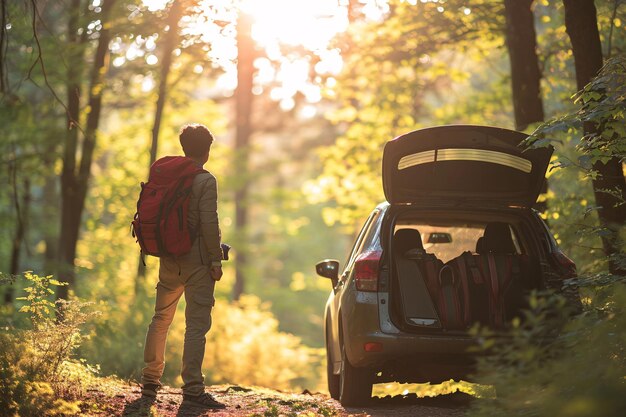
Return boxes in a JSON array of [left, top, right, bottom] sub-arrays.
[[454, 255, 471, 325], [438, 265, 463, 329], [463, 251, 484, 284], [486, 253, 506, 327]]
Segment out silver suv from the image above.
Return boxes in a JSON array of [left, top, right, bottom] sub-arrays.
[[316, 125, 577, 406]]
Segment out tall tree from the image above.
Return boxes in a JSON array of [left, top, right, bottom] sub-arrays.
[[136, 0, 183, 291], [148, 0, 183, 168], [503, 0, 544, 131], [503, 0, 548, 214], [232, 11, 254, 301], [0, 0, 8, 93], [563, 0, 626, 275], [58, 0, 117, 299], [6, 174, 30, 305]]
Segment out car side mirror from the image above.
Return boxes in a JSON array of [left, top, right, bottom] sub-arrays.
[[316, 259, 339, 286], [427, 232, 452, 244]]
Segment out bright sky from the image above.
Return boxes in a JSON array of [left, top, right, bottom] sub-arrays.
[[135, 0, 390, 114], [249, 0, 354, 52]]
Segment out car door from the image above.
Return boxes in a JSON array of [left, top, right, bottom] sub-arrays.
[[328, 209, 382, 369]]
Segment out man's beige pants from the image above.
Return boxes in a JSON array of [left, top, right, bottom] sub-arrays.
[[142, 245, 216, 396]]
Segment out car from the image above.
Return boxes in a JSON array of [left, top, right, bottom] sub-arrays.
[[316, 125, 578, 406]]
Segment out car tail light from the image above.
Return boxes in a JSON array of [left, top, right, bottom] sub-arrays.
[[364, 342, 383, 352], [553, 250, 576, 278], [354, 251, 382, 292]]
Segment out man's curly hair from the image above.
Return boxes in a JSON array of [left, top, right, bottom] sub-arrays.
[[179, 124, 214, 157]]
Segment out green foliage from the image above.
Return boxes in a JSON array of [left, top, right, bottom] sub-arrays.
[[526, 55, 626, 272], [472, 53, 626, 417], [469, 280, 626, 417], [313, 0, 515, 227], [83, 292, 325, 392], [0, 273, 99, 417], [0, 272, 18, 285], [0, 333, 84, 417], [240, 195, 349, 347], [204, 295, 325, 390], [537, 176, 606, 274], [79, 293, 152, 387], [0, 0, 622, 404], [16, 272, 65, 320], [530, 55, 626, 172]]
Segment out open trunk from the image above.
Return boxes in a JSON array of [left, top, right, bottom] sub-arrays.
[[382, 125, 552, 208], [380, 126, 552, 332]]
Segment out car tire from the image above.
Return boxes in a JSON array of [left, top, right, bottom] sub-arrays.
[[339, 344, 372, 406], [326, 338, 340, 400]]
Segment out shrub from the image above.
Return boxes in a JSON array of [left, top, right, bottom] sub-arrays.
[[483, 53, 626, 417], [0, 333, 82, 417], [0, 272, 99, 417], [469, 280, 626, 417], [174, 295, 324, 391], [83, 292, 325, 392]]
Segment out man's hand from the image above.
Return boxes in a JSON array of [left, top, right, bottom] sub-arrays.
[[210, 266, 223, 281]]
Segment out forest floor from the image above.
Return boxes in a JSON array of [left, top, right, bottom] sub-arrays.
[[80, 381, 473, 417]]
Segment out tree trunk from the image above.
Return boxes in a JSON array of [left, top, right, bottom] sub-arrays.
[[232, 12, 254, 301], [503, 0, 549, 214], [58, 0, 84, 298], [136, 0, 182, 291], [43, 171, 58, 275], [564, 0, 626, 275], [503, 0, 544, 131], [0, 0, 8, 93], [58, 0, 116, 299], [6, 177, 30, 305]]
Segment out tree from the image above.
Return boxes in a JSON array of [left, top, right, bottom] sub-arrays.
[[0, 1, 68, 303], [232, 11, 254, 301], [135, 0, 183, 292], [0, 0, 8, 93], [313, 0, 506, 227], [57, 0, 117, 299], [6, 175, 30, 305], [563, 0, 626, 275], [503, 0, 544, 131], [503, 0, 548, 213]]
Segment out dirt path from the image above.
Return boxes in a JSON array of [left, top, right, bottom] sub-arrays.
[[82, 383, 470, 417], [344, 393, 470, 417]]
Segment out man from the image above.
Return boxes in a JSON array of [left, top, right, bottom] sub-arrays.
[[141, 124, 226, 409]]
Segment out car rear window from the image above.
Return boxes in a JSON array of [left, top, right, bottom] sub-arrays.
[[361, 210, 384, 252], [342, 210, 381, 273], [394, 221, 522, 263]]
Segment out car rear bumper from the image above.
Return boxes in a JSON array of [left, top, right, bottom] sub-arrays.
[[341, 293, 478, 369], [344, 328, 478, 368]]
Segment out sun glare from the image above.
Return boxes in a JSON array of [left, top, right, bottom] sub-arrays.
[[139, 0, 387, 109], [240, 0, 348, 51], [142, 0, 169, 12], [142, 0, 349, 51]]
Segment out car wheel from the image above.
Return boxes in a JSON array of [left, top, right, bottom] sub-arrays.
[[326, 337, 340, 400], [339, 343, 372, 406]]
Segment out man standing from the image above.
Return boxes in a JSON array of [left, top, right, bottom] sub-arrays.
[[141, 124, 226, 409]]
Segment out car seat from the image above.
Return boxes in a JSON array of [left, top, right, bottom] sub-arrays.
[[393, 229, 442, 328], [473, 222, 533, 327]]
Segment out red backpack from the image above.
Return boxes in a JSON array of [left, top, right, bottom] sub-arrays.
[[131, 156, 205, 258]]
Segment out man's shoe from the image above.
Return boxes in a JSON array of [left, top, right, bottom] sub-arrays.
[[141, 383, 160, 398], [182, 392, 227, 409]]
